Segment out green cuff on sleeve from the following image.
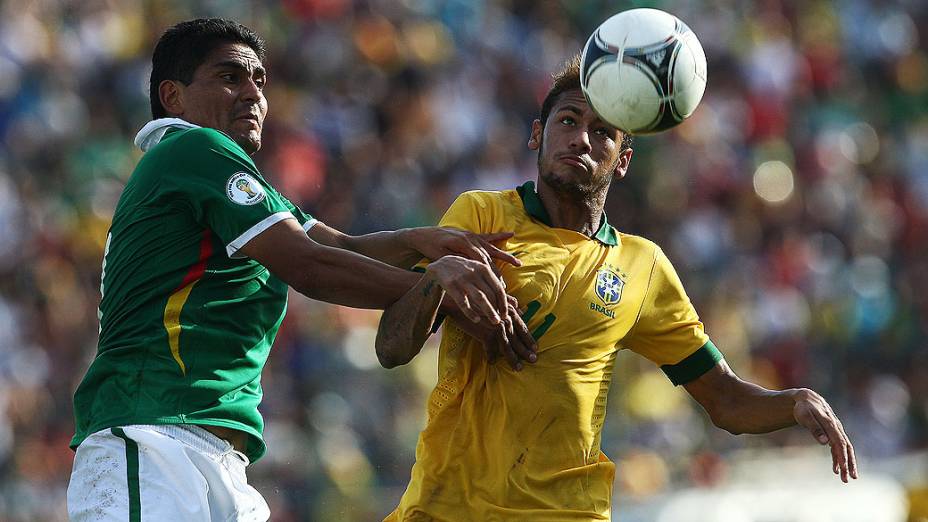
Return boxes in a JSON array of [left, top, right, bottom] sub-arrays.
[[660, 340, 723, 386]]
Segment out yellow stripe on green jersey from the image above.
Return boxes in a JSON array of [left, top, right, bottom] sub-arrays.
[[388, 182, 722, 521]]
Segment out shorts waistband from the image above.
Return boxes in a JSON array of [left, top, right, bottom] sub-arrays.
[[128, 424, 234, 457]]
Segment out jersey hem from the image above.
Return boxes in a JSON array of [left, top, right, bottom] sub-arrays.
[[302, 218, 319, 233], [226, 212, 294, 258], [71, 418, 267, 462]]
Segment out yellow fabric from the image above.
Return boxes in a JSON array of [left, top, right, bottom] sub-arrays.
[[162, 282, 197, 375], [389, 189, 710, 521]]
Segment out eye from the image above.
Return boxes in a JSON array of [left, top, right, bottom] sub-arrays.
[[220, 72, 237, 83], [594, 128, 610, 137], [254, 76, 267, 89], [560, 116, 575, 125]]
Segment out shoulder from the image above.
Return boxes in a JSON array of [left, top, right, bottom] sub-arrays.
[[148, 127, 255, 174], [454, 189, 520, 213], [617, 232, 661, 257], [456, 189, 503, 203], [166, 127, 243, 154]]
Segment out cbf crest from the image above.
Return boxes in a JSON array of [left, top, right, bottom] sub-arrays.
[[595, 267, 624, 305]]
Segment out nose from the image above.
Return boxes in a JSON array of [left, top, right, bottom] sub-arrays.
[[569, 128, 592, 154], [240, 77, 262, 105]]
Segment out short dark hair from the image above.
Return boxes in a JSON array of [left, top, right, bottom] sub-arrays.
[[150, 18, 267, 118], [539, 55, 633, 151]]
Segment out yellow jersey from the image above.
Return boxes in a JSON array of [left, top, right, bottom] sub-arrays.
[[387, 182, 721, 521]]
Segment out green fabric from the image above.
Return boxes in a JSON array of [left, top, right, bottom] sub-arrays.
[[660, 340, 723, 385], [111, 428, 141, 522], [515, 181, 618, 246], [71, 127, 315, 462]]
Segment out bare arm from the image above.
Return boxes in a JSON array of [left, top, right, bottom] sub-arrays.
[[308, 223, 423, 268], [309, 223, 520, 270], [685, 360, 858, 482], [239, 218, 504, 322], [375, 260, 538, 370], [375, 267, 445, 368], [241, 219, 419, 309]]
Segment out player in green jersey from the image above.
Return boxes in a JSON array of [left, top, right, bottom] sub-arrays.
[[67, 18, 535, 521], [377, 56, 858, 521]]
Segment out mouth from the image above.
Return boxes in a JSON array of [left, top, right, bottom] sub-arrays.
[[557, 154, 591, 172]]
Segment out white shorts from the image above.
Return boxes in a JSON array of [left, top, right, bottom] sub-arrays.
[[67, 424, 270, 521]]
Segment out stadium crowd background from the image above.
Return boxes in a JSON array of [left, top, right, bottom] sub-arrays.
[[0, 0, 926, 520]]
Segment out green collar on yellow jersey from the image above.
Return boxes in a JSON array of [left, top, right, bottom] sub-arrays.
[[516, 181, 619, 246]]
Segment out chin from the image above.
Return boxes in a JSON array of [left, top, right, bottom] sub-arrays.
[[235, 133, 261, 155], [541, 170, 605, 198]]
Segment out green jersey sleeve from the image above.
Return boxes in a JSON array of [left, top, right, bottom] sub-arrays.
[[163, 128, 308, 258], [280, 194, 319, 234]]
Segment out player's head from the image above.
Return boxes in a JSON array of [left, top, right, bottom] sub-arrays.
[[529, 55, 633, 199], [150, 18, 268, 154]]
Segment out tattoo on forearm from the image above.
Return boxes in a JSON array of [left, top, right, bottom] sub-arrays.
[[422, 279, 436, 296]]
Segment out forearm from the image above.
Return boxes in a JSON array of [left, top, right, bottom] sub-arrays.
[[375, 272, 444, 368], [290, 242, 419, 309], [341, 229, 423, 268], [686, 362, 802, 435], [712, 381, 802, 434]]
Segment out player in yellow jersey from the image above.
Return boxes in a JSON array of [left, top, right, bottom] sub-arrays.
[[376, 56, 857, 521]]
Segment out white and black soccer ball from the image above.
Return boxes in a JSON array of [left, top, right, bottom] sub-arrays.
[[580, 8, 707, 134]]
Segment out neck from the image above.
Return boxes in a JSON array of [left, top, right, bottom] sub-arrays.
[[536, 178, 607, 237]]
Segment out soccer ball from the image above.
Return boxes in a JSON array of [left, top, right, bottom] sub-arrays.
[[580, 8, 707, 134]]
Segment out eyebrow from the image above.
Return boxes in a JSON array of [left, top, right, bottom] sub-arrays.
[[556, 104, 584, 115], [556, 103, 619, 133], [214, 60, 266, 77]]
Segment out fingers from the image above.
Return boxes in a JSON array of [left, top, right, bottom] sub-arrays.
[[830, 414, 857, 482], [449, 293, 481, 324], [498, 323, 522, 371], [847, 436, 858, 480], [796, 397, 857, 483], [460, 282, 501, 324], [478, 231, 514, 242], [477, 231, 520, 267], [431, 257, 506, 324], [460, 242, 493, 266], [482, 242, 521, 267], [444, 282, 498, 324], [820, 413, 854, 483], [507, 305, 537, 363], [477, 263, 509, 316], [474, 305, 537, 371]]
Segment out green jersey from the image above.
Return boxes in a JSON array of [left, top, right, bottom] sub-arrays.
[[71, 122, 314, 462]]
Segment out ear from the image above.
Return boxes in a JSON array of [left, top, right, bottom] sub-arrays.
[[527, 119, 543, 150], [159, 80, 185, 117], [613, 147, 634, 180]]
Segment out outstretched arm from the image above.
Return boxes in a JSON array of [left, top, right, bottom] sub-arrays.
[[684, 360, 858, 482], [239, 218, 506, 322], [309, 223, 520, 270]]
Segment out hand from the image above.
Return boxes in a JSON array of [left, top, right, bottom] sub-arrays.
[[489, 298, 538, 370], [458, 296, 537, 370], [792, 389, 858, 482], [407, 227, 521, 268], [426, 255, 507, 325]]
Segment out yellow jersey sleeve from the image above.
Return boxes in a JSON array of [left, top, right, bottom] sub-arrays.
[[413, 191, 501, 272], [438, 190, 501, 232], [622, 246, 722, 385]]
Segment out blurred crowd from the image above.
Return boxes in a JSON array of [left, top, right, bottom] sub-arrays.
[[0, 0, 926, 520]]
